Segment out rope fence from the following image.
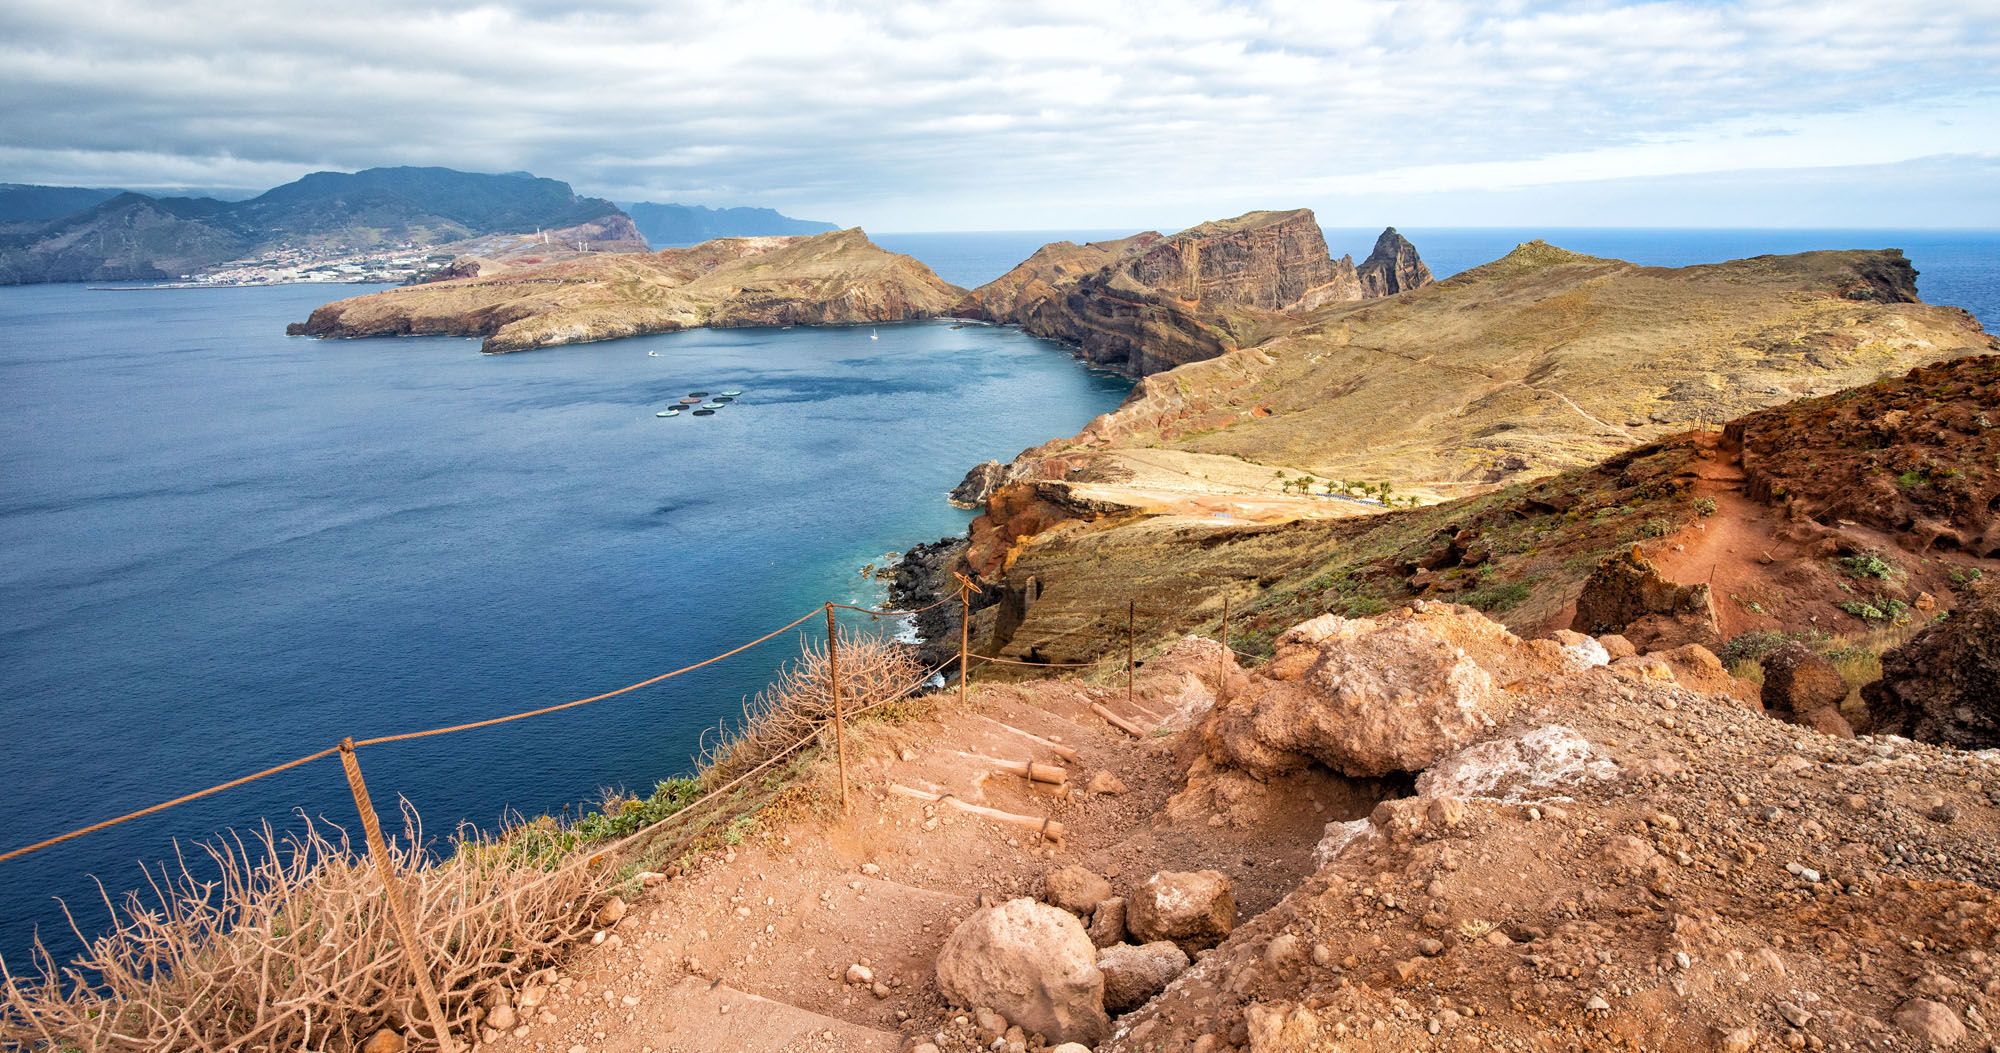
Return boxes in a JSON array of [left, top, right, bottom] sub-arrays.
[[1, 574, 1251, 1050]]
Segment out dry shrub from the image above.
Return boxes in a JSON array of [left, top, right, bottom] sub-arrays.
[[701, 629, 923, 789], [0, 807, 604, 1051]]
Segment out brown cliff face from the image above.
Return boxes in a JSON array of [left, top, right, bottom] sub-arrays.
[[288, 228, 964, 353], [956, 211, 1430, 377]]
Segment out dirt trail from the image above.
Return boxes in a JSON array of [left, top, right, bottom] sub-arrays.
[[479, 648, 1384, 1053]]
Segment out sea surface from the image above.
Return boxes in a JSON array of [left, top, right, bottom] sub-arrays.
[[2, 227, 1995, 967], [0, 287, 1129, 963]]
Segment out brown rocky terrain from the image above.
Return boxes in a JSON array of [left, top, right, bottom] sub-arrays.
[[457, 602, 2000, 1053], [287, 228, 963, 353], [928, 255, 1995, 680], [953, 211, 1429, 377]]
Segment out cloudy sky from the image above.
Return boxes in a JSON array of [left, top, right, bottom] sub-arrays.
[[3, 0, 1997, 230]]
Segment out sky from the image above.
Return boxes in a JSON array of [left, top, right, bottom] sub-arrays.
[[2, 0, 1997, 231]]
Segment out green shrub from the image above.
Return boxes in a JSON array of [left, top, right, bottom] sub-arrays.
[[1837, 552, 1896, 580], [1692, 497, 1718, 517], [1638, 517, 1674, 538], [1463, 580, 1532, 613]]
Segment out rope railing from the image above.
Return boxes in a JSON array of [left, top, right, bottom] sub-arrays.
[[1, 572, 1252, 1050]]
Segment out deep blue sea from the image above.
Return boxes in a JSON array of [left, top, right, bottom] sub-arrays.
[[2, 228, 1994, 966]]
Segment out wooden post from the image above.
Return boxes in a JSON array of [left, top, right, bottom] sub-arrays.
[[825, 604, 850, 814], [1126, 599, 1136, 707], [337, 738, 458, 1053], [958, 581, 971, 707], [1219, 592, 1230, 702]]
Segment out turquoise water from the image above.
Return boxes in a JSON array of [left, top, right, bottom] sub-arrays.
[[0, 285, 1129, 961]]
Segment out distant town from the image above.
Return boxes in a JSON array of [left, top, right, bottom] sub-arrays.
[[152, 242, 459, 288]]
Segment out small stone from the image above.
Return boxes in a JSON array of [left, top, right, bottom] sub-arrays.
[[1418, 938, 1445, 957], [1716, 1027, 1756, 1053], [1586, 995, 1611, 1012], [861, 862, 882, 875], [1086, 897, 1127, 948], [1043, 866, 1114, 916], [1087, 771, 1128, 795], [871, 982, 891, 999], [845, 963, 874, 985], [1777, 1001, 1812, 1028], [1099, 941, 1190, 1012], [361, 1031, 406, 1053], [594, 896, 627, 927], [486, 1003, 517, 1030]]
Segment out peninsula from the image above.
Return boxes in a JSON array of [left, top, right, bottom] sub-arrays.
[[287, 228, 964, 353]]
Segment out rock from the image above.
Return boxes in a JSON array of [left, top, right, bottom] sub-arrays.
[[934, 898, 1110, 1046], [1864, 577, 2000, 748], [1796, 704, 1856, 739], [1653, 644, 1757, 706], [1196, 603, 1548, 778], [1086, 897, 1127, 948], [951, 460, 1010, 508], [1086, 770, 1128, 795], [1126, 870, 1235, 952], [845, 963, 874, 985], [957, 212, 1431, 378], [1715, 1027, 1756, 1052], [594, 895, 627, 928], [1043, 866, 1114, 916], [1050, 1045, 1094, 1053], [1761, 642, 1850, 717], [1598, 634, 1638, 660], [361, 1030, 406, 1053], [1551, 629, 1611, 668], [486, 1003, 517, 1031], [1265, 932, 1303, 969], [1571, 545, 1720, 650], [1098, 941, 1190, 1012], [1893, 998, 1967, 1046], [1356, 226, 1434, 298], [912, 1045, 942, 1053]]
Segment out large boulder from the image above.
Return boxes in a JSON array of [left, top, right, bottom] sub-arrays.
[[934, 898, 1110, 1046], [1863, 579, 2000, 747], [1098, 941, 1189, 1012], [1126, 870, 1236, 953], [1760, 641, 1854, 735], [1196, 603, 1550, 778], [1571, 545, 1720, 650]]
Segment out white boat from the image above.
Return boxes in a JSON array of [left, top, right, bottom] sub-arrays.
[[647, 351, 659, 357], [870, 328, 879, 340], [656, 409, 680, 417]]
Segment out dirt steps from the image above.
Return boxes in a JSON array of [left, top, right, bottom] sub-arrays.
[[640, 977, 900, 1053]]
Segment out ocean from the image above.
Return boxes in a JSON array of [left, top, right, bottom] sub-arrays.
[[2, 228, 1994, 966]]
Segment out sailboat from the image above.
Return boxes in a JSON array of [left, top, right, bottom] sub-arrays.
[[870, 328, 879, 340], [647, 351, 659, 357]]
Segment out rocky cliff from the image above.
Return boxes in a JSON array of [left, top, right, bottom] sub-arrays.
[[954, 210, 1430, 377], [922, 250, 1995, 690], [288, 228, 965, 353]]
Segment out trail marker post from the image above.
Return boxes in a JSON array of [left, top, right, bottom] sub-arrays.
[[337, 738, 458, 1053], [825, 604, 850, 814]]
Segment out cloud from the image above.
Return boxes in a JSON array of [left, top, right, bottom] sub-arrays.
[[0, 0, 1995, 228]]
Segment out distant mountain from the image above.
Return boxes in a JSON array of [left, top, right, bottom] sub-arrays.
[[621, 202, 838, 248], [0, 167, 635, 284], [0, 184, 122, 225]]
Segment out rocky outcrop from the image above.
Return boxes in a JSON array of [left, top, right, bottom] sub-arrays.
[[289, 228, 964, 354], [1863, 578, 2000, 747], [934, 898, 1110, 1046], [1198, 603, 1559, 779], [1571, 545, 1720, 649], [949, 460, 1010, 508], [1760, 642, 1854, 736], [955, 211, 1430, 377], [1355, 226, 1432, 298]]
